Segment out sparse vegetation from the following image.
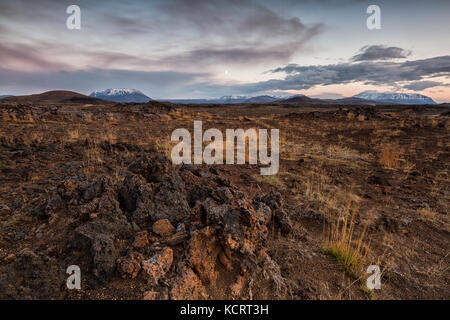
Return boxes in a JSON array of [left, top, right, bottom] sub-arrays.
[[67, 128, 80, 141], [1, 111, 11, 122], [417, 207, 437, 222], [322, 201, 370, 278], [0, 102, 448, 300], [379, 143, 402, 168]]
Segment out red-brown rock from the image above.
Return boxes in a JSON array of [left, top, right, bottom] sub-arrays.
[[116, 251, 143, 279], [133, 231, 149, 249], [141, 247, 173, 285], [152, 219, 175, 237]]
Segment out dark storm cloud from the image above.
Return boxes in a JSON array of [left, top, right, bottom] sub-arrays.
[[1, 0, 449, 99], [401, 56, 450, 74], [160, 0, 318, 37], [0, 0, 323, 70], [238, 55, 450, 94], [403, 81, 447, 91], [161, 44, 314, 67], [2, 54, 449, 98], [156, 0, 323, 65], [351, 45, 412, 61]]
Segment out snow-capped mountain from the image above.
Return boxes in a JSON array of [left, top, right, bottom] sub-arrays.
[[353, 91, 435, 105], [89, 88, 151, 103], [243, 95, 279, 103], [219, 95, 249, 101]]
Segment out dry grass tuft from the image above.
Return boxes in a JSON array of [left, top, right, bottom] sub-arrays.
[[100, 128, 117, 143], [323, 200, 370, 278], [67, 128, 80, 141], [84, 113, 94, 123], [379, 143, 402, 168], [417, 207, 437, 222], [24, 113, 35, 123], [106, 113, 116, 122], [1, 111, 11, 122]]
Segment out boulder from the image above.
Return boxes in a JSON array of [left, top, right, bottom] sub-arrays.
[[141, 247, 173, 285], [116, 251, 143, 279], [152, 219, 175, 237], [170, 266, 208, 300]]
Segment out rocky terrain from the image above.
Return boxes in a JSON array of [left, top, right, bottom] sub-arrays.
[[0, 99, 449, 299]]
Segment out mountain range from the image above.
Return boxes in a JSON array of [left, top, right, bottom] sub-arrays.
[[0, 89, 441, 105], [89, 88, 151, 103], [0, 91, 112, 105], [353, 91, 436, 105], [164, 91, 437, 105]]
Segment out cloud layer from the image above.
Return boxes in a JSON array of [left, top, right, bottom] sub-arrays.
[[351, 45, 412, 61], [0, 0, 323, 72], [2, 51, 448, 98], [251, 54, 450, 94], [0, 0, 449, 100]]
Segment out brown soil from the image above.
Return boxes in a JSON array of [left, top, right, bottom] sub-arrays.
[[0, 101, 448, 300]]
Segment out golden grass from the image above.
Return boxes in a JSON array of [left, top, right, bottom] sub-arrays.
[[323, 200, 370, 278], [67, 128, 80, 141], [84, 113, 94, 123], [282, 141, 370, 164], [153, 138, 172, 157], [106, 113, 115, 122], [326, 145, 368, 161], [168, 110, 184, 120], [417, 207, 437, 222], [373, 129, 402, 137], [379, 143, 402, 169], [85, 142, 104, 165], [303, 170, 331, 204], [297, 166, 362, 216], [99, 128, 117, 143], [1, 111, 11, 122], [24, 113, 35, 123]]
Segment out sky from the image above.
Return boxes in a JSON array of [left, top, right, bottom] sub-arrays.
[[0, 0, 449, 102]]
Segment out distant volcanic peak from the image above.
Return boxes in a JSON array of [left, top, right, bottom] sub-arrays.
[[91, 88, 143, 96], [280, 94, 319, 103], [219, 95, 249, 100], [243, 95, 279, 103], [89, 88, 151, 103], [353, 91, 436, 105], [0, 90, 109, 105]]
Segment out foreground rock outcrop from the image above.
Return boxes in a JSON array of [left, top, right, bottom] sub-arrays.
[[0, 153, 290, 299]]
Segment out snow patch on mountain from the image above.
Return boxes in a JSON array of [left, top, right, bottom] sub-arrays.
[[353, 91, 435, 105], [89, 88, 151, 103]]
